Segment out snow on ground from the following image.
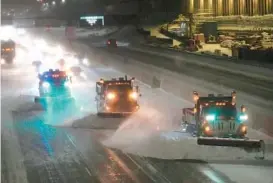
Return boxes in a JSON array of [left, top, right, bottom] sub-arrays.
[[198, 44, 232, 56], [25, 28, 273, 182], [210, 164, 273, 183], [66, 66, 273, 162], [1, 54, 39, 183]]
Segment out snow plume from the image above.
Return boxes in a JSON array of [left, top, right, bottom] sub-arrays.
[[103, 106, 164, 149]]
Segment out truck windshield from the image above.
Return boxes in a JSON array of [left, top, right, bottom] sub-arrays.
[[107, 84, 132, 92], [1, 41, 15, 48], [42, 76, 68, 82], [202, 106, 237, 117]]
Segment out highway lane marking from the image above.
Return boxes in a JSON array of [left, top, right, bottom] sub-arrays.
[[66, 133, 94, 177], [124, 154, 156, 182], [66, 133, 76, 147], [85, 167, 92, 176]]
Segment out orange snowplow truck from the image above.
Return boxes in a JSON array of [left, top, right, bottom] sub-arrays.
[[95, 75, 141, 116], [182, 91, 265, 158]]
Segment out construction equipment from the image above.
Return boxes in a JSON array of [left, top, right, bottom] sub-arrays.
[[182, 91, 265, 159], [95, 75, 141, 117]]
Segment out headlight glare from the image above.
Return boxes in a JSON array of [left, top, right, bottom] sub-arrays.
[[107, 92, 116, 100], [239, 115, 248, 121], [205, 115, 215, 121], [129, 92, 138, 100], [42, 82, 50, 88]]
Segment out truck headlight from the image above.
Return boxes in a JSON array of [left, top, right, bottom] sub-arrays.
[[240, 125, 247, 133], [107, 92, 116, 100], [205, 115, 215, 121], [64, 81, 70, 87], [42, 82, 50, 88], [129, 92, 138, 100], [239, 115, 248, 121]]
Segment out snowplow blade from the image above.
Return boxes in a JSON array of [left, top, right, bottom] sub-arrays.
[[97, 112, 133, 118], [197, 137, 264, 149]]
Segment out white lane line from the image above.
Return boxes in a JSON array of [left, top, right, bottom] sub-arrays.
[[66, 134, 76, 147], [85, 167, 92, 176], [66, 133, 93, 177], [124, 154, 156, 182]]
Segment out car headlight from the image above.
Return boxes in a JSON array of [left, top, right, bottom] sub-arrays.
[[83, 58, 89, 65], [107, 92, 116, 100], [239, 115, 248, 121], [42, 82, 50, 88], [129, 92, 138, 100], [205, 115, 215, 121], [64, 81, 70, 87]]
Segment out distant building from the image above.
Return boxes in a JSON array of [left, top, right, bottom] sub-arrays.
[[181, 0, 273, 16]]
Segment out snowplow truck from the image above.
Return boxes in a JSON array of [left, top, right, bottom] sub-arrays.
[[95, 75, 141, 117], [182, 91, 265, 158]]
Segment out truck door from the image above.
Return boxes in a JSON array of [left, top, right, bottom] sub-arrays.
[[95, 83, 104, 109]]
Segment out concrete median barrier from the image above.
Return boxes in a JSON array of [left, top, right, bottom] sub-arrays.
[[128, 46, 273, 82], [151, 76, 161, 88]]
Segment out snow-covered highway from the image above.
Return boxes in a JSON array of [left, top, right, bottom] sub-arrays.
[[1, 27, 273, 183]]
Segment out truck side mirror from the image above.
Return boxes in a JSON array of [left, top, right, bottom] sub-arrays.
[[96, 88, 100, 94], [95, 83, 99, 94], [241, 105, 246, 113]]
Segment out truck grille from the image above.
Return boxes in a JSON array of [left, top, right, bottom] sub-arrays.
[[216, 120, 236, 131]]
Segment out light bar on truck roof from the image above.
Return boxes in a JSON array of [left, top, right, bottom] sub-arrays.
[[108, 82, 130, 85], [216, 102, 226, 106]]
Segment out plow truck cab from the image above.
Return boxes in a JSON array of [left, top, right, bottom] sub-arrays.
[[182, 91, 265, 159], [95, 75, 141, 117]]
